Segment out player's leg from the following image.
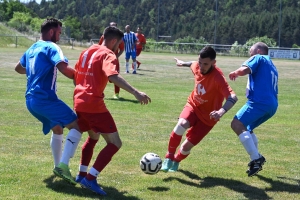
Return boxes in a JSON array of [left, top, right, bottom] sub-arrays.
[[132, 52, 137, 74], [136, 48, 142, 68], [125, 52, 130, 73], [169, 120, 213, 172]]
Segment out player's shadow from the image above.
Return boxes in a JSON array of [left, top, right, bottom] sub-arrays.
[[163, 169, 271, 199], [137, 69, 156, 72], [43, 175, 141, 200], [256, 174, 300, 193]]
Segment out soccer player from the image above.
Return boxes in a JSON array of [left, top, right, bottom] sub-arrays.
[[229, 42, 278, 177], [14, 17, 82, 185], [123, 25, 138, 74], [99, 22, 125, 99], [133, 26, 146, 69], [161, 46, 238, 172], [73, 26, 151, 195]]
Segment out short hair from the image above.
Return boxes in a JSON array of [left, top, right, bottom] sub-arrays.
[[109, 22, 117, 27], [253, 42, 269, 55], [199, 46, 216, 60], [103, 26, 124, 41], [41, 18, 62, 34]]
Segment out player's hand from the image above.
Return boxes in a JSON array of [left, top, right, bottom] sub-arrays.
[[174, 57, 184, 66], [134, 91, 151, 105], [229, 71, 238, 81], [209, 109, 226, 121]]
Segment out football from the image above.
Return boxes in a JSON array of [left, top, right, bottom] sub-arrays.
[[140, 152, 162, 175]]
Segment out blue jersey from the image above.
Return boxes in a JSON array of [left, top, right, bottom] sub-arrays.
[[123, 31, 137, 53], [20, 40, 68, 100], [243, 54, 278, 106]]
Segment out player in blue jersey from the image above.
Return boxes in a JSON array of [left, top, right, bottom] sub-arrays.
[[123, 25, 138, 74], [229, 42, 278, 177], [14, 18, 82, 185]]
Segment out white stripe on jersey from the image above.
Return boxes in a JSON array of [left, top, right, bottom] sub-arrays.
[[123, 32, 137, 52]]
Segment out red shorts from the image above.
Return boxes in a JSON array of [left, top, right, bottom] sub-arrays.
[[136, 48, 142, 56], [179, 106, 214, 146], [76, 111, 117, 133]]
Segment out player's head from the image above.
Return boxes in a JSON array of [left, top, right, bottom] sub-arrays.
[[103, 26, 124, 52], [109, 22, 117, 27], [137, 27, 142, 34], [198, 46, 216, 75], [125, 25, 130, 33], [250, 42, 269, 56], [41, 17, 62, 43]]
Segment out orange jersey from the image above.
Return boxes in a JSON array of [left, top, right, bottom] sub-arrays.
[[135, 33, 146, 49], [186, 62, 235, 126], [74, 44, 119, 113], [98, 35, 124, 55]]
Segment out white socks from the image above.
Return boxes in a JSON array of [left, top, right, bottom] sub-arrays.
[[89, 167, 100, 177], [133, 61, 137, 71], [60, 129, 82, 165], [239, 131, 260, 161], [125, 62, 129, 72], [50, 133, 63, 167]]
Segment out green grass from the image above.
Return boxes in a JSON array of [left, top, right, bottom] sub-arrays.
[[0, 47, 299, 200]]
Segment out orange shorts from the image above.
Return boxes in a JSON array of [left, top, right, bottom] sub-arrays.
[[179, 106, 214, 146], [76, 111, 117, 133]]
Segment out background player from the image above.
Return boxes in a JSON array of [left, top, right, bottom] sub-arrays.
[[123, 25, 138, 74], [133, 26, 146, 69], [229, 42, 278, 177], [161, 46, 238, 172]]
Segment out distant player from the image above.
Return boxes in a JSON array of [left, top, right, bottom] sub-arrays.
[[123, 25, 138, 74], [99, 22, 125, 99], [134, 26, 146, 69], [161, 46, 238, 172], [229, 42, 278, 177]]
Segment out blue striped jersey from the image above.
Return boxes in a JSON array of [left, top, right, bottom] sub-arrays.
[[123, 31, 137, 52]]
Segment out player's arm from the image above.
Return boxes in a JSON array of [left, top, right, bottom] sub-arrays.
[[174, 57, 194, 67], [210, 93, 238, 121], [15, 61, 26, 74], [56, 62, 75, 79], [108, 74, 151, 105], [116, 49, 124, 58], [229, 66, 251, 81]]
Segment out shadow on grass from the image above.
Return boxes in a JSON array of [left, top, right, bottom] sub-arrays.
[[105, 97, 140, 104], [163, 170, 271, 199], [44, 175, 141, 200], [256, 174, 300, 193], [137, 69, 156, 72], [147, 186, 169, 192]]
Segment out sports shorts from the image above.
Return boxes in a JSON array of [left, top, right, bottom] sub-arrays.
[[125, 51, 136, 60], [26, 96, 77, 135], [76, 111, 117, 134]]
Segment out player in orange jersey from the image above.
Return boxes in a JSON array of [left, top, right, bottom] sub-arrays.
[[73, 26, 151, 195], [133, 26, 146, 69], [161, 46, 238, 172], [99, 22, 124, 99]]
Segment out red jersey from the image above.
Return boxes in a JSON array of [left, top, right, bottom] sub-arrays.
[[135, 33, 146, 49], [74, 44, 119, 113], [98, 35, 124, 55], [186, 62, 235, 126]]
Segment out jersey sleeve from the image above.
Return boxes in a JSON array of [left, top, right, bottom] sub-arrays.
[[48, 43, 68, 66], [20, 52, 27, 68], [215, 72, 235, 98], [102, 52, 119, 77], [242, 55, 261, 74]]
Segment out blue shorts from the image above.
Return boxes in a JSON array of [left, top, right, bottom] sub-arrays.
[[26, 97, 77, 135], [234, 102, 277, 132], [125, 51, 136, 60]]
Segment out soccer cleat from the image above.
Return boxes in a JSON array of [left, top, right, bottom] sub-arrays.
[[113, 93, 120, 99], [125, 71, 129, 74], [75, 175, 85, 183], [137, 63, 140, 69], [53, 162, 77, 185], [80, 177, 107, 196], [160, 158, 173, 172], [247, 155, 266, 177], [169, 161, 179, 172], [132, 71, 137, 74]]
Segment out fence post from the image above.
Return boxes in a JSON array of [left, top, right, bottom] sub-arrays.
[[15, 36, 17, 48]]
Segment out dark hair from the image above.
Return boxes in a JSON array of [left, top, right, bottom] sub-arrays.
[[103, 26, 124, 41], [254, 42, 269, 54], [41, 18, 62, 34], [199, 46, 216, 60]]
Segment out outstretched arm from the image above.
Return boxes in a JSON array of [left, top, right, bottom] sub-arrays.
[[56, 62, 75, 79], [229, 66, 251, 81], [174, 57, 194, 67], [108, 74, 151, 105]]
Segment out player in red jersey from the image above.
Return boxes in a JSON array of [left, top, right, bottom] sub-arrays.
[[99, 22, 125, 99], [133, 27, 146, 69], [161, 46, 238, 172], [73, 26, 151, 195]]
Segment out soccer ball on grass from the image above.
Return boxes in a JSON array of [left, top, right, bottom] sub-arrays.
[[140, 152, 162, 175]]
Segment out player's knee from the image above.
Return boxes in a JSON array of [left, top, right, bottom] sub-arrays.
[[52, 125, 63, 134]]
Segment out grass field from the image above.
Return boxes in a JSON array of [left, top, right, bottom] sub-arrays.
[[0, 47, 299, 200]]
